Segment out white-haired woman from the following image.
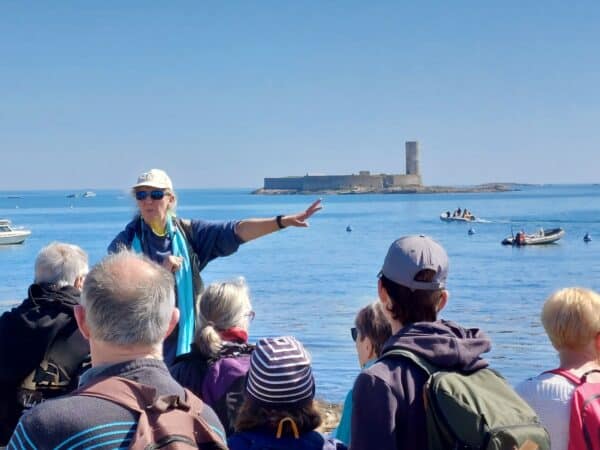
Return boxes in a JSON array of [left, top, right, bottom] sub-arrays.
[[516, 287, 600, 450], [108, 168, 322, 365], [170, 278, 255, 436]]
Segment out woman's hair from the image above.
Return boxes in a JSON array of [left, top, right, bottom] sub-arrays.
[[355, 301, 393, 357], [234, 399, 322, 436], [165, 188, 177, 213], [380, 269, 445, 324], [541, 287, 600, 352], [194, 277, 252, 357]]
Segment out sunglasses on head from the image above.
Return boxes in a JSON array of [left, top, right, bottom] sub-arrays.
[[351, 327, 358, 342], [135, 190, 166, 201]]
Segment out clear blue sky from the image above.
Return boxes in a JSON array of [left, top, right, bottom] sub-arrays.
[[1, 1, 599, 189]]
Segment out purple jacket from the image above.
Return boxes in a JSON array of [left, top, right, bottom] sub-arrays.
[[350, 320, 491, 450], [170, 342, 253, 436]]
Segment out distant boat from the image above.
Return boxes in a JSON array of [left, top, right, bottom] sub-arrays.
[[0, 219, 31, 245], [584, 233, 592, 243], [66, 193, 78, 198], [440, 212, 476, 222], [82, 191, 96, 198], [346, 225, 353, 232], [468, 228, 475, 235], [502, 228, 565, 246]]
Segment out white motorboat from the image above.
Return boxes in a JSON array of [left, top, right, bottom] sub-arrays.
[[82, 191, 96, 198], [502, 228, 565, 246], [0, 219, 31, 245]]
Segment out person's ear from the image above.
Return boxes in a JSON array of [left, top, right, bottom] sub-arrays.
[[166, 308, 181, 338], [366, 338, 376, 360], [74, 275, 85, 291], [437, 290, 449, 312], [378, 278, 387, 303], [74, 305, 91, 340], [595, 332, 600, 356]]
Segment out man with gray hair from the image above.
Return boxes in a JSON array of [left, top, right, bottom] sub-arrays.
[[8, 251, 226, 449], [0, 242, 90, 445]]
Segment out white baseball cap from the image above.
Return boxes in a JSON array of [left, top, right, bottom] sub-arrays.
[[132, 169, 173, 191]]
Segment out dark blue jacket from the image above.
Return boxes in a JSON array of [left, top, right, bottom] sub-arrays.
[[228, 430, 347, 450], [108, 216, 243, 365], [351, 320, 491, 450]]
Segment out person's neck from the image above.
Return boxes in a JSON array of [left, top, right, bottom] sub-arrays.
[[559, 349, 600, 373], [89, 340, 163, 367], [391, 321, 404, 335]]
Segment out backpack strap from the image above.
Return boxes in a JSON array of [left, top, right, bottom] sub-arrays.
[[378, 348, 438, 375], [545, 368, 585, 385], [580, 369, 600, 382]]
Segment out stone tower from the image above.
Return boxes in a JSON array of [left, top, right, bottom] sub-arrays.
[[405, 141, 420, 175]]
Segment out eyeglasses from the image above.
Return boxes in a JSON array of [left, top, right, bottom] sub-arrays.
[[245, 311, 256, 322], [135, 190, 166, 201], [351, 327, 358, 342]]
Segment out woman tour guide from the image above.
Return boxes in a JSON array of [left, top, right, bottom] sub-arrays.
[[108, 168, 322, 365]]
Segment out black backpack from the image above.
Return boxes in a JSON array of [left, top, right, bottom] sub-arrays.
[[17, 320, 90, 409]]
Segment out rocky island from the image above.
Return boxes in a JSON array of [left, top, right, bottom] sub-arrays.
[[254, 141, 520, 195]]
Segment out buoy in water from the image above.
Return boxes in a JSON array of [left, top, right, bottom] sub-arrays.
[[584, 233, 592, 242], [468, 228, 475, 235], [346, 225, 353, 232]]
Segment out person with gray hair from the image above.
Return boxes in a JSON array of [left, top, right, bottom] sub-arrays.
[[8, 250, 227, 449], [0, 242, 90, 445], [171, 277, 255, 436]]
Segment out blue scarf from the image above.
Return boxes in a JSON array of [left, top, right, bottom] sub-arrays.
[[131, 216, 195, 356]]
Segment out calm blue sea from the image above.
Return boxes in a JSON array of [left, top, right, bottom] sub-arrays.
[[1, 185, 599, 403]]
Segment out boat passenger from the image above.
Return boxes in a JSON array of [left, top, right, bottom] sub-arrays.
[[333, 302, 392, 446], [0, 242, 90, 445], [516, 287, 600, 450], [228, 336, 346, 449], [108, 169, 322, 365], [170, 278, 255, 436]]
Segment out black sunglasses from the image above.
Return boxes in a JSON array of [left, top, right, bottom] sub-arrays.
[[351, 327, 358, 342], [135, 190, 166, 201]]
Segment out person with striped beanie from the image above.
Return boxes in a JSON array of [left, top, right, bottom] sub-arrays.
[[228, 336, 347, 450]]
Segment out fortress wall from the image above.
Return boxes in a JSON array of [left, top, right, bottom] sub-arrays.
[[301, 175, 383, 191], [264, 177, 304, 190], [385, 174, 422, 187]]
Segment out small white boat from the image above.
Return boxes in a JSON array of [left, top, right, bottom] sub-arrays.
[[82, 191, 96, 198], [0, 219, 31, 245], [440, 212, 476, 222], [502, 228, 565, 246]]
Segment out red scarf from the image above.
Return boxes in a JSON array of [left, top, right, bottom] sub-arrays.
[[219, 327, 248, 343]]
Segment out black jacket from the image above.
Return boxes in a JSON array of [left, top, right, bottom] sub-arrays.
[[0, 283, 89, 444]]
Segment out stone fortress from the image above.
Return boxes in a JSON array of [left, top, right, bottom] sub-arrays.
[[263, 141, 423, 192]]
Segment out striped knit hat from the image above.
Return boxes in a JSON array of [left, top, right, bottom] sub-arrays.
[[246, 336, 315, 408]]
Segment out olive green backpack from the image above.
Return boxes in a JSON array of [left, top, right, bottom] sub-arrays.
[[381, 349, 550, 450]]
